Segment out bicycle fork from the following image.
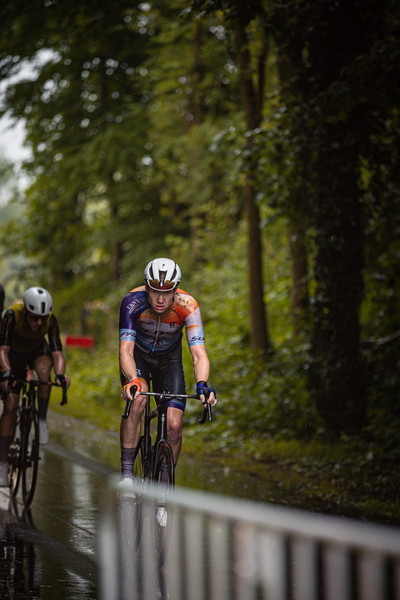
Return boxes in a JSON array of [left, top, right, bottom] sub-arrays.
[[153, 397, 171, 480]]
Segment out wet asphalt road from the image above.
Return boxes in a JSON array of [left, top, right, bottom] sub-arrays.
[[0, 408, 272, 599], [0, 437, 113, 599]]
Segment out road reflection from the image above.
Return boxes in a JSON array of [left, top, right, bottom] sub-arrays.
[[0, 501, 98, 599], [0, 440, 102, 599], [0, 503, 41, 599]]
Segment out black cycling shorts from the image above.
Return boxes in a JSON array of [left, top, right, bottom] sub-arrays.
[[120, 343, 187, 411], [5, 341, 53, 392]]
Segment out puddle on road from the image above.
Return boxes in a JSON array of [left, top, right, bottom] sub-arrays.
[[0, 502, 97, 600]]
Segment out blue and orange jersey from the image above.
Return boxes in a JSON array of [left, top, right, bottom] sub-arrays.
[[119, 286, 205, 353]]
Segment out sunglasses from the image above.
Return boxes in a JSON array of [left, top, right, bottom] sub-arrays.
[[28, 313, 46, 322], [148, 279, 176, 291]]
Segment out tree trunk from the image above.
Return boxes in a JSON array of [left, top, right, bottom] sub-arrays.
[[234, 21, 272, 354], [277, 48, 310, 338], [288, 226, 309, 336], [309, 122, 366, 435], [245, 177, 272, 352]]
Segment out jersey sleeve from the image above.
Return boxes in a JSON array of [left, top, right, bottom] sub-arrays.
[[185, 305, 206, 347], [0, 309, 15, 347], [119, 293, 137, 343], [48, 314, 63, 352]]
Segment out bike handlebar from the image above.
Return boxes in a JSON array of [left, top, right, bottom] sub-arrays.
[[2, 376, 68, 406], [122, 386, 212, 424]]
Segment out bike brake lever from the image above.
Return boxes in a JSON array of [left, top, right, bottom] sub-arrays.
[[198, 389, 213, 424], [122, 398, 132, 420], [60, 385, 68, 406], [121, 384, 137, 419]]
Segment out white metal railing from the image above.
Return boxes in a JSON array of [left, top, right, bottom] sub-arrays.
[[99, 476, 400, 600]]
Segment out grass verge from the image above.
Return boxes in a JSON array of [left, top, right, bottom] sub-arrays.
[[55, 347, 400, 527]]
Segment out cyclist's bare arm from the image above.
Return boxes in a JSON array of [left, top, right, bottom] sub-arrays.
[[0, 345, 11, 373], [189, 344, 217, 406], [0, 345, 12, 392], [119, 340, 144, 400], [51, 350, 71, 388]]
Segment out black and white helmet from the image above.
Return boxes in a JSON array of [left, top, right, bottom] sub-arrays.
[[144, 258, 181, 291], [23, 287, 53, 316]]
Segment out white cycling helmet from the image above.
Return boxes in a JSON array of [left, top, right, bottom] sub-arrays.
[[144, 258, 181, 291], [23, 287, 53, 316]]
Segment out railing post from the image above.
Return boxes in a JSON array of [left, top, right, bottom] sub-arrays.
[[322, 543, 351, 600], [358, 550, 385, 600], [290, 537, 319, 600]]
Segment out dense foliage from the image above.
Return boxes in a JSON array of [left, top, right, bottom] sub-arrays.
[[0, 0, 399, 452]]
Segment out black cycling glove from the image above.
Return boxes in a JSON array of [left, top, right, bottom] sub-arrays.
[[196, 380, 216, 401], [0, 370, 12, 382], [55, 374, 66, 387]]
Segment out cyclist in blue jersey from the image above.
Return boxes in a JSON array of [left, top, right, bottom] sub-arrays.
[[118, 258, 217, 492]]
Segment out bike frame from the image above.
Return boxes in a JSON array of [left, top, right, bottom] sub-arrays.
[[144, 393, 175, 480], [122, 388, 211, 481], [120, 387, 212, 566]]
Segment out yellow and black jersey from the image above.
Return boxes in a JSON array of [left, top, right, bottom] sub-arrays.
[[0, 303, 62, 354]]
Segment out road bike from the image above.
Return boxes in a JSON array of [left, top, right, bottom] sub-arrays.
[[121, 387, 212, 566], [6, 377, 67, 506]]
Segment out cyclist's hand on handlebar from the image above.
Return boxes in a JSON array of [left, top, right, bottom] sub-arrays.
[[121, 377, 141, 401], [55, 373, 70, 388], [196, 381, 217, 406], [0, 370, 13, 393]]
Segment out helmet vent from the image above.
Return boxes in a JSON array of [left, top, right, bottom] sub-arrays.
[[159, 271, 166, 287], [171, 265, 177, 280], [41, 302, 46, 314]]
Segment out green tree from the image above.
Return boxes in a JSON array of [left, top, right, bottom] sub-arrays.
[[190, 0, 273, 354], [0, 0, 167, 331], [269, 0, 400, 433]]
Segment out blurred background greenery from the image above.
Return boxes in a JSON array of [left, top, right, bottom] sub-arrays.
[[0, 0, 399, 463]]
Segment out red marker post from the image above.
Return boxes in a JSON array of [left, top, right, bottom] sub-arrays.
[[65, 335, 95, 349]]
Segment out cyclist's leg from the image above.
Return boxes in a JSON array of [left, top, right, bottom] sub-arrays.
[[33, 350, 52, 446], [0, 353, 25, 486], [0, 390, 20, 438], [0, 391, 19, 486], [119, 349, 149, 485], [165, 408, 184, 466]]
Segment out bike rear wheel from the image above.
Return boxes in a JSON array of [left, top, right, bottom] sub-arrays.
[[21, 408, 40, 506], [8, 407, 22, 498], [152, 441, 175, 566], [120, 437, 146, 555]]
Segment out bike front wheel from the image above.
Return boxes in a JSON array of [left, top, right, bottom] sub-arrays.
[[8, 407, 22, 498], [132, 436, 146, 481], [152, 441, 175, 566], [120, 437, 145, 555], [21, 408, 40, 506]]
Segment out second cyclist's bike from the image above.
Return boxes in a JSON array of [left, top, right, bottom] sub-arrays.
[[7, 377, 67, 506]]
